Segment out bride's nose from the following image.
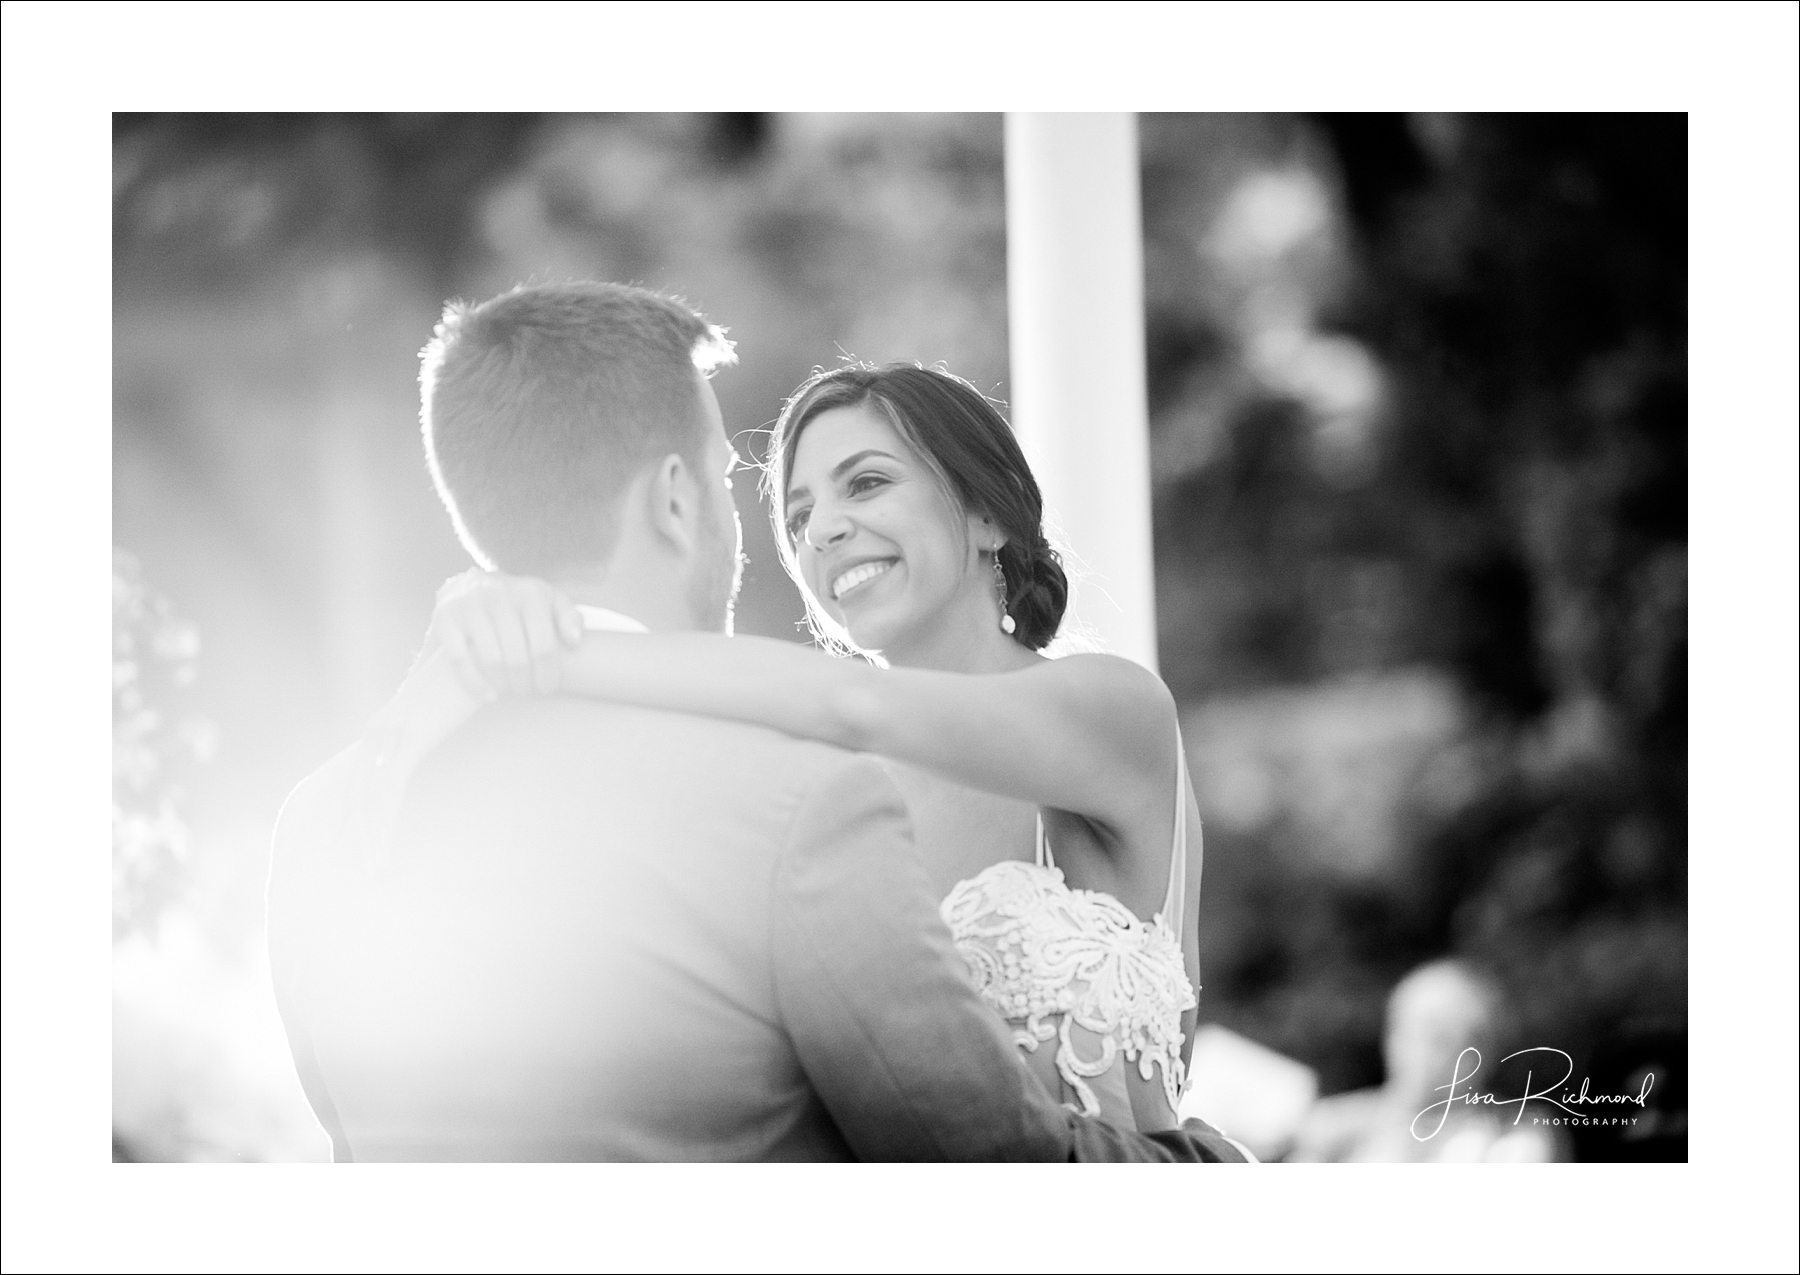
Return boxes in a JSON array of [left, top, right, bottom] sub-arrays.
[[804, 504, 852, 550]]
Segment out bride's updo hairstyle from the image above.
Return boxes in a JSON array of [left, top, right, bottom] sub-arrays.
[[765, 363, 1068, 653]]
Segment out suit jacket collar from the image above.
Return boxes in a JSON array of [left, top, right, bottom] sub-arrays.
[[575, 605, 649, 633]]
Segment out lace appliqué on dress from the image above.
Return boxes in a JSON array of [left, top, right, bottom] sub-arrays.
[[941, 859, 1198, 1118]]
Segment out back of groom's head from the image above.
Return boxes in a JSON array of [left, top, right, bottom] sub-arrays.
[[421, 281, 736, 576]]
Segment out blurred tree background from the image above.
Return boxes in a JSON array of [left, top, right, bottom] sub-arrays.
[[112, 112, 1684, 1161], [1143, 115, 1685, 1161]]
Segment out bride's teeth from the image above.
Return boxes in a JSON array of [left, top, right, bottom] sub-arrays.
[[832, 561, 892, 600]]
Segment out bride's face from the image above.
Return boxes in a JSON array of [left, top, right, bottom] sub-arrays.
[[784, 403, 988, 658]]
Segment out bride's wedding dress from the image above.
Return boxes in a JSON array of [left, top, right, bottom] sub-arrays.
[[940, 736, 1197, 1129]]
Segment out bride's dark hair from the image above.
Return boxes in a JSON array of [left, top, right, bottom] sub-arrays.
[[764, 362, 1068, 653]]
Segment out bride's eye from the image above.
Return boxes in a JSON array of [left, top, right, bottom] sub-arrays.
[[785, 507, 811, 541], [847, 472, 889, 497]]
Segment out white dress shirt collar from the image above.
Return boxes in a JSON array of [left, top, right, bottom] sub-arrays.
[[575, 605, 650, 634]]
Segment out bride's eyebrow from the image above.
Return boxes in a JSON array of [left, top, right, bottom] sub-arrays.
[[830, 449, 899, 480], [786, 449, 900, 504]]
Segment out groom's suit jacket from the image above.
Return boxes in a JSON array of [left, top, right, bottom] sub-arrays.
[[269, 695, 1245, 1162]]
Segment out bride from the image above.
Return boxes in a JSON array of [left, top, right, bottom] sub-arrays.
[[369, 362, 1203, 1133]]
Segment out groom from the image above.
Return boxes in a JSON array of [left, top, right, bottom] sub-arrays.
[[267, 281, 1243, 1161]]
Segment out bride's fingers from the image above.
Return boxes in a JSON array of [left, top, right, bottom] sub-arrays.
[[553, 590, 583, 646], [437, 624, 500, 700], [520, 607, 564, 695], [520, 598, 561, 662], [485, 602, 538, 695], [457, 602, 509, 681], [434, 566, 487, 608]]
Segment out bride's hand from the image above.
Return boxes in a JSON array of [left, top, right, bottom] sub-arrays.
[[342, 571, 579, 866], [431, 568, 584, 698], [365, 643, 491, 770]]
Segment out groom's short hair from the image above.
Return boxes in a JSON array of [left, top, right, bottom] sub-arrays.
[[420, 281, 736, 575]]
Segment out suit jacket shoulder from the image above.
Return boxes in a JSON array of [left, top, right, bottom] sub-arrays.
[[270, 700, 918, 1161]]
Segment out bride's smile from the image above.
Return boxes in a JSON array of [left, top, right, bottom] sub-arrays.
[[784, 402, 1001, 665], [828, 558, 895, 601]]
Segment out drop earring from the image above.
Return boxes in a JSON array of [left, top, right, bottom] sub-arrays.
[[993, 553, 1016, 635]]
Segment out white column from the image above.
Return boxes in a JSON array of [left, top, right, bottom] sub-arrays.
[[1004, 112, 1158, 672]]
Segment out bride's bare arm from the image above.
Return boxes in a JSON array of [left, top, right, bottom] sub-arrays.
[[430, 570, 1199, 995], [553, 629, 1180, 847], [426, 568, 1181, 847]]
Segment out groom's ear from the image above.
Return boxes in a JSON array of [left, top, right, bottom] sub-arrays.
[[645, 452, 700, 555]]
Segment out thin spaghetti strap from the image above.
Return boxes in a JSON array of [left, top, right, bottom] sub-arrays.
[[1035, 811, 1055, 870], [1157, 729, 1189, 931]]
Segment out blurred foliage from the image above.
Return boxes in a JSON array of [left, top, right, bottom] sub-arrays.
[[113, 113, 545, 290], [112, 548, 213, 938], [1143, 115, 1685, 1152], [112, 113, 1685, 1161]]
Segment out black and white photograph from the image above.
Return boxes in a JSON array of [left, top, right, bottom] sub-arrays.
[[4, 4, 1797, 1272]]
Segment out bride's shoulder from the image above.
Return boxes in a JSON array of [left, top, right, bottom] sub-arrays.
[[1029, 651, 1178, 727]]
